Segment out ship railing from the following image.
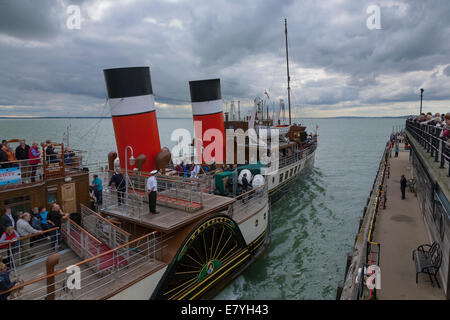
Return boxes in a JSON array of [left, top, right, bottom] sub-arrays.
[[0, 158, 45, 190], [405, 120, 450, 176], [61, 216, 103, 273], [91, 169, 204, 218], [1, 231, 170, 300], [271, 142, 317, 170], [340, 142, 388, 300], [0, 150, 88, 191], [227, 184, 268, 219], [0, 227, 60, 279], [80, 204, 131, 258]]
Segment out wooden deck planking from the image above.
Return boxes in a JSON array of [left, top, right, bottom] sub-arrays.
[[102, 193, 235, 232]]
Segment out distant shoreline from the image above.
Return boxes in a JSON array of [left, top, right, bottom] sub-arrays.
[[0, 116, 408, 120]]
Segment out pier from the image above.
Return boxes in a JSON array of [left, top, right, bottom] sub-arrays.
[[339, 120, 450, 300], [371, 142, 444, 299]]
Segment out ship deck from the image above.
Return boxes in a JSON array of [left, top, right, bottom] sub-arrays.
[[101, 192, 236, 233], [9, 241, 168, 300], [371, 143, 445, 299]]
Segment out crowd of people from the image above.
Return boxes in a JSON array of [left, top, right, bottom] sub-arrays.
[[409, 112, 450, 141], [0, 204, 67, 299], [174, 162, 217, 178], [0, 140, 77, 185]]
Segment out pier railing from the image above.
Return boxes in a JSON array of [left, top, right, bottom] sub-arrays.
[[405, 120, 450, 176], [339, 141, 389, 300]]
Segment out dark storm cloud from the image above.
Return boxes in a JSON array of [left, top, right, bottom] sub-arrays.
[[0, 0, 449, 117], [0, 0, 63, 40]]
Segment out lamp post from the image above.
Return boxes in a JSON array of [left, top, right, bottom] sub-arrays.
[[124, 146, 135, 204], [420, 88, 424, 115]]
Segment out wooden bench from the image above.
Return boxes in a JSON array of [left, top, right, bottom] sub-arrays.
[[412, 242, 442, 287]]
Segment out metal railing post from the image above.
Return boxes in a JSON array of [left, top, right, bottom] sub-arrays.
[[66, 222, 71, 249]]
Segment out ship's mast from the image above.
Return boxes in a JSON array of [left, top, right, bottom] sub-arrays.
[[284, 18, 292, 125]]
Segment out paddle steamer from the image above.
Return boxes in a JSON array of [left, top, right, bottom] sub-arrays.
[[0, 20, 315, 300]]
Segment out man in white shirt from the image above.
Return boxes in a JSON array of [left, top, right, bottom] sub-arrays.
[[17, 212, 41, 262], [147, 170, 159, 214]]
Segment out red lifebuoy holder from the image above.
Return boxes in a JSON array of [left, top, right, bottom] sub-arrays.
[[189, 79, 225, 164], [104, 67, 161, 172]]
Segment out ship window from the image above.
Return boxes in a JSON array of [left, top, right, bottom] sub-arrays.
[[279, 173, 283, 183], [290, 169, 293, 177], [47, 192, 57, 205], [272, 177, 275, 184], [4, 195, 31, 217], [284, 172, 288, 180]]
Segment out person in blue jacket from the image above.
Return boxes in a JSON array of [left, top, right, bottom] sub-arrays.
[[0, 262, 16, 300]]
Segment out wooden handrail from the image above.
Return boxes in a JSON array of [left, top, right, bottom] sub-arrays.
[[0, 227, 59, 246], [63, 216, 102, 245], [16, 227, 59, 242], [80, 204, 131, 237], [0, 158, 42, 166], [0, 231, 158, 296]]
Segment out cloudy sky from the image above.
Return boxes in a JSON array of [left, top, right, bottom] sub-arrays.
[[0, 0, 449, 118]]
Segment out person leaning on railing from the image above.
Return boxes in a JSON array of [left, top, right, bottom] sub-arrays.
[[0, 226, 19, 269], [28, 142, 41, 182], [16, 213, 42, 263], [440, 113, 450, 141], [48, 204, 67, 249], [1, 143, 17, 167], [15, 139, 30, 163], [0, 141, 8, 168]]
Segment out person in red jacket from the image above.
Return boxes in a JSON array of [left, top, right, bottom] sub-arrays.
[[28, 142, 41, 182], [0, 226, 19, 268]]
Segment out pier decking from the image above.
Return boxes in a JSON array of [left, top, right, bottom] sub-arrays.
[[372, 143, 444, 299]]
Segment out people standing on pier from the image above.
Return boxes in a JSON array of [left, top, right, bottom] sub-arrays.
[[146, 170, 159, 214], [395, 144, 399, 157], [109, 168, 126, 206], [400, 175, 407, 200]]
